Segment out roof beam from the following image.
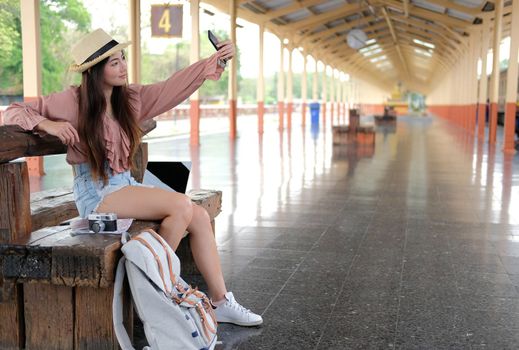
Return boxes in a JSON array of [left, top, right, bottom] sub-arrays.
[[316, 48, 393, 91], [311, 42, 394, 90], [403, 0, 409, 17], [316, 20, 387, 44], [286, 3, 360, 31], [388, 12, 466, 52], [481, 2, 511, 20], [380, 0, 474, 29], [399, 44, 451, 68], [398, 38, 455, 66], [238, 1, 268, 14], [321, 21, 388, 48], [260, 0, 325, 21], [296, 15, 381, 45], [423, 0, 485, 16], [381, 7, 410, 78], [394, 27, 458, 59], [392, 20, 457, 52]]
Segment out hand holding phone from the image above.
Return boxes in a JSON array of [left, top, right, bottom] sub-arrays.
[[208, 30, 227, 68]]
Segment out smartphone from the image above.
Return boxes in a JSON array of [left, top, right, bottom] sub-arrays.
[[208, 30, 220, 52], [208, 30, 227, 67]]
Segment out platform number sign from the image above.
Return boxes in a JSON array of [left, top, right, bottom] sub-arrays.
[[151, 4, 183, 38]]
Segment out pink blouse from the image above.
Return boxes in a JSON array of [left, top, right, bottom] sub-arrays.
[[4, 54, 224, 173]]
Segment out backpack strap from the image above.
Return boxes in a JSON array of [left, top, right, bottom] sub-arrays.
[[112, 257, 135, 350], [145, 229, 180, 285]]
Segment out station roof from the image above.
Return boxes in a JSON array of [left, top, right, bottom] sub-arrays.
[[203, 0, 513, 93]]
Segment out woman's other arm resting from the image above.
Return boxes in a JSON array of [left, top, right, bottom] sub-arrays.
[[4, 89, 80, 145]]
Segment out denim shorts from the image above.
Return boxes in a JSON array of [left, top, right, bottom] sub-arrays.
[[72, 163, 148, 218]]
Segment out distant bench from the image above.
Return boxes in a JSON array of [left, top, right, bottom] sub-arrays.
[[332, 125, 375, 146], [0, 121, 222, 349]]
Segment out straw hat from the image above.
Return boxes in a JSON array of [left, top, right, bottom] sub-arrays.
[[69, 28, 131, 73]]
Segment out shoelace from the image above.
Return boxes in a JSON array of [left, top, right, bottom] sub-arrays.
[[228, 300, 251, 314]]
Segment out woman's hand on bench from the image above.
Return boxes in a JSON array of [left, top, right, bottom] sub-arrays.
[[37, 120, 79, 146]]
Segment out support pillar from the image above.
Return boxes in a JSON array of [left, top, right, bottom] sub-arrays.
[[301, 54, 307, 128], [128, 0, 141, 84], [478, 23, 490, 140], [286, 47, 293, 130], [489, 0, 503, 144], [21, 0, 43, 177], [466, 43, 471, 130], [228, 0, 238, 139], [469, 34, 479, 134], [330, 69, 335, 124], [189, 0, 200, 145], [337, 73, 342, 123], [312, 58, 318, 102], [322, 66, 327, 128], [278, 41, 285, 131], [257, 24, 264, 134], [455, 60, 462, 127], [503, 0, 519, 153]]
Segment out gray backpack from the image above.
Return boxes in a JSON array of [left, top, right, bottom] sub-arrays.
[[113, 229, 218, 350]]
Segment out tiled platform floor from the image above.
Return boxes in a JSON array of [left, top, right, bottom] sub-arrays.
[[36, 114, 519, 349], [175, 115, 519, 349]]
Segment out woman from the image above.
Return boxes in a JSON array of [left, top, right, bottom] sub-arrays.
[[4, 28, 262, 327]]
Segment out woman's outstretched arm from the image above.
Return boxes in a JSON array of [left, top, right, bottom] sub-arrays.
[[133, 41, 235, 122]]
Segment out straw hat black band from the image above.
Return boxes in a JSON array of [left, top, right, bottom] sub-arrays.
[[70, 29, 130, 72], [82, 39, 119, 64]]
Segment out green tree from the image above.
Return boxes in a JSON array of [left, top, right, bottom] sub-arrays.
[[40, 0, 91, 93], [141, 41, 190, 85], [0, 0, 22, 94], [0, 0, 91, 96]]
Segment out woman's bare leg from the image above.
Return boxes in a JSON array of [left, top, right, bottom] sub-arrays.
[[97, 186, 227, 300], [188, 205, 227, 301]]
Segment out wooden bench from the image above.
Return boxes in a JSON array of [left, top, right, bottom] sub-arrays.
[[332, 125, 375, 146], [374, 106, 397, 124], [0, 122, 222, 349]]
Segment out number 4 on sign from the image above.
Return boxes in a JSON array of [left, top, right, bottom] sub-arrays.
[[151, 4, 183, 38], [159, 9, 171, 33]]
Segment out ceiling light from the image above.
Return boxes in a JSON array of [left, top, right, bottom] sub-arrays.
[[370, 55, 387, 63], [413, 38, 435, 49], [414, 48, 432, 57]]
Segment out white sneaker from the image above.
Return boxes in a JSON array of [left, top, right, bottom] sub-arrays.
[[213, 292, 263, 327]]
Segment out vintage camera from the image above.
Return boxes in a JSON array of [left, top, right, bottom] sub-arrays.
[[88, 213, 118, 233]]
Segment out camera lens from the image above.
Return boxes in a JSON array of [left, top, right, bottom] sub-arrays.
[[91, 220, 105, 233]]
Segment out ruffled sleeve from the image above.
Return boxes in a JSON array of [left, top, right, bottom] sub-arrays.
[[130, 54, 224, 122], [3, 88, 79, 132]]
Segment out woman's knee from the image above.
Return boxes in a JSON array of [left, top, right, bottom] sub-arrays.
[[170, 194, 193, 224], [192, 204, 210, 224]]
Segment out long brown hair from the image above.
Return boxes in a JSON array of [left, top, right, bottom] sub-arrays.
[[77, 55, 142, 184]]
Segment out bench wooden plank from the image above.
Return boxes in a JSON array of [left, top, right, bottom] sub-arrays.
[[0, 162, 31, 243], [31, 188, 77, 231], [1, 190, 222, 287], [75, 286, 121, 350], [0, 294, 23, 348], [24, 284, 74, 350], [30, 187, 222, 232], [0, 162, 31, 347], [0, 120, 156, 164]]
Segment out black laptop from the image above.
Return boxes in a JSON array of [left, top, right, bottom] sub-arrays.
[[143, 161, 192, 193]]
